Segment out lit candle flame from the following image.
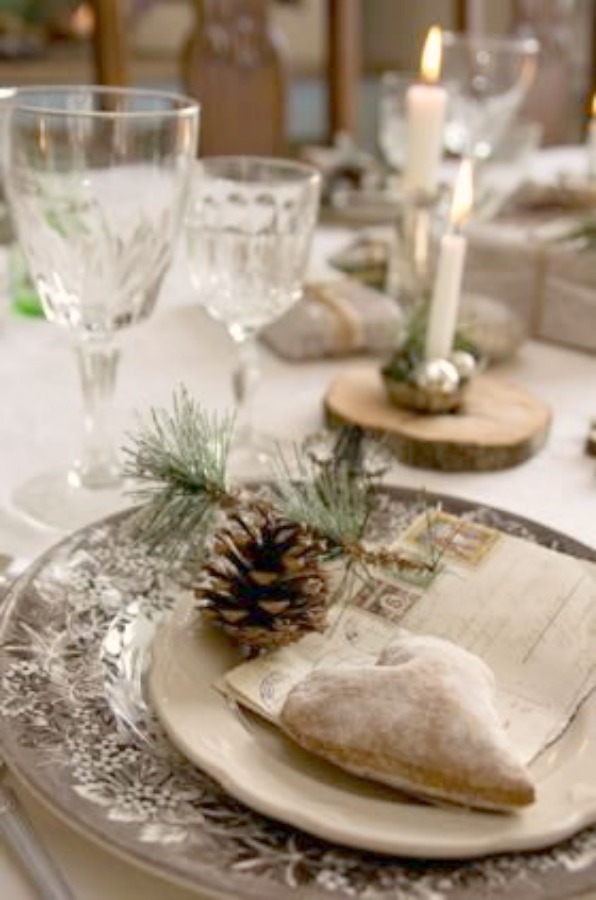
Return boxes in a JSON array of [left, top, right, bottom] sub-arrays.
[[451, 159, 474, 229], [591, 92, 596, 118], [421, 26, 442, 84]]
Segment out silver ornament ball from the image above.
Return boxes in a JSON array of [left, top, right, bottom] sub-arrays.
[[413, 358, 461, 396], [449, 350, 477, 381]]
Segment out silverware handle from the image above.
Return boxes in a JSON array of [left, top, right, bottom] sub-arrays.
[[0, 784, 76, 900]]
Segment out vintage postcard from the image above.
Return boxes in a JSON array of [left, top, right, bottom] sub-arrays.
[[223, 510, 596, 764]]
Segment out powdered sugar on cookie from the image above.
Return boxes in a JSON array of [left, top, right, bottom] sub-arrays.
[[281, 634, 535, 812]]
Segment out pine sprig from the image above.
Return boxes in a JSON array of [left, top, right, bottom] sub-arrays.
[[122, 391, 432, 579], [122, 388, 234, 555], [271, 431, 434, 577], [272, 448, 373, 551]]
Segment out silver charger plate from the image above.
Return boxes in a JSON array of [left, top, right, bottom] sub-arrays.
[[2, 486, 596, 900]]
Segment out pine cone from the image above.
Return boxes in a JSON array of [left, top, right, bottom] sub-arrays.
[[194, 506, 329, 651]]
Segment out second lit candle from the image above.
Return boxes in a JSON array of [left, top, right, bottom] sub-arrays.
[[425, 159, 474, 361]]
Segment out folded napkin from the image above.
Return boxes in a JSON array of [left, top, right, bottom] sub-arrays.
[[262, 279, 403, 361]]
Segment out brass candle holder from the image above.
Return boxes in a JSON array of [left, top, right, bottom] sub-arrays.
[[382, 350, 477, 414], [380, 303, 479, 414]]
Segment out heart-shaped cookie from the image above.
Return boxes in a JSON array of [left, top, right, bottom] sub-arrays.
[[280, 633, 535, 812]]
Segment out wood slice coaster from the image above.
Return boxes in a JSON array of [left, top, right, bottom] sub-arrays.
[[324, 365, 552, 472]]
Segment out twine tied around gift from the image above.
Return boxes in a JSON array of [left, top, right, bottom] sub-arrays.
[[308, 283, 365, 355]]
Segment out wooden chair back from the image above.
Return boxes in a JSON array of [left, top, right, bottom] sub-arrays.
[[183, 0, 286, 156], [91, 0, 361, 154], [92, 0, 130, 88]]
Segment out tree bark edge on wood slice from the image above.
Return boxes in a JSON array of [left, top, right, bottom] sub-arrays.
[[324, 365, 552, 472]]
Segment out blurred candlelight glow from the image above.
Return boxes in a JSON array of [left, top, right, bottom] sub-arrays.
[[421, 27, 443, 84], [451, 159, 474, 229]]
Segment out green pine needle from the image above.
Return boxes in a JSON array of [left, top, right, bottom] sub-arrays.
[[122, 387, 234, 556], [272, 446, 373, 551]]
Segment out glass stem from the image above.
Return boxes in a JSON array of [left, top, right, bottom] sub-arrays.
[[71, 336, 121, 489], [232, 333, 260, 444]]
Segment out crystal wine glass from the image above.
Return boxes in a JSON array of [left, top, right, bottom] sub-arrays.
[[441, 32, 540, 160], [4, 87, 199, 529], [377, 33, 539, 173], [377, 71, 416, 175], [186, 156, 321, 471]]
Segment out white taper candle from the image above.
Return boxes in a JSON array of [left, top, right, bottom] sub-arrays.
[[425, 234, 467, 361], [425, 159, 473, 361], [405, 27, 448, 195]]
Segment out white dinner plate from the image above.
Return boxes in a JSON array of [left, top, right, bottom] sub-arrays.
[[150, 594, 596, 860]]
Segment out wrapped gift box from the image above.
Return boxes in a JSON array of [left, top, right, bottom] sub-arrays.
[[540, 242, 596, 352], [463, 225, 541, 335], [262, 275, 525, 364], [465, 184, 596, 353], [262, 279, 403, 361], [325, 237, 526, 363]]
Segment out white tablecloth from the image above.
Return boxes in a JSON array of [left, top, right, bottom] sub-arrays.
[[2, 147, 596, 900]]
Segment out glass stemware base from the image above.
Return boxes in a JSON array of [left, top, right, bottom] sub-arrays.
[[11, 469, 133, 532]]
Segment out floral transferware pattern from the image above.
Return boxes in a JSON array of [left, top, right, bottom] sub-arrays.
[[1, 488, 596, 900]]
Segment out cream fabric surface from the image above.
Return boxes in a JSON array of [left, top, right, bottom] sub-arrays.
[[2, 147, 596, 899]]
